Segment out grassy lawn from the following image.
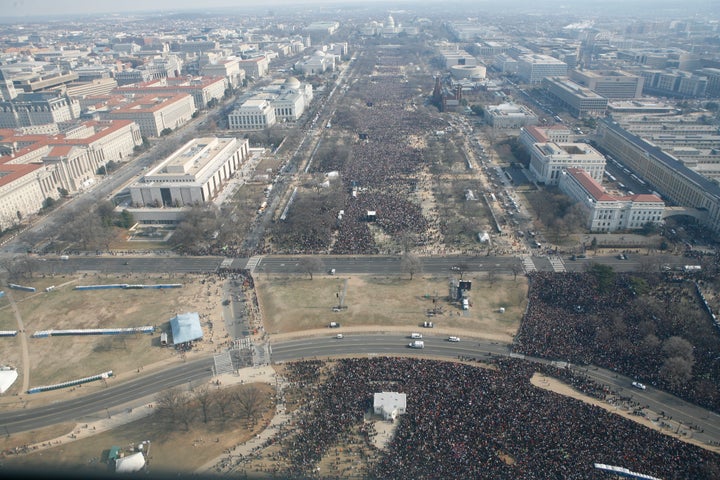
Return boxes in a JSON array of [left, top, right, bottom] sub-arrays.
[[0, 273, 227, 396], [256, 273, 527, 341]]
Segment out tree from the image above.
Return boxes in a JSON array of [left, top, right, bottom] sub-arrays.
[[168, 204, 221, 253], [119, 209, 135, 229], [58, 211, 107, 251], [487, 269, 497, 287], [400, 252, 422, 280], [0, 255, 35, 281], [298, 257, 325, 280], [660, 356, 694, 389], [155, 388, 195, 431], [586, 262, 615, 293], [233, 385, 265, 424], [96, 200, 116, 227], [470, 104, 484, 117], [662, 336, 694, 364], [510, 263, 521, 281], [454, 261, 470, 280], [193, 386, 214, 424], [41, 197, 57, 211]]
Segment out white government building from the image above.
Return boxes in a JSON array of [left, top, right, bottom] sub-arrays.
[[529, 141, 606, 186], [559, 167, 664, 232], [129, 136, 249, 222], [228, 77, 313, 129]]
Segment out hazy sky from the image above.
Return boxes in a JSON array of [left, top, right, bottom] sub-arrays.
[[7, 0, 378, 17], [4, 0, 715, 18]]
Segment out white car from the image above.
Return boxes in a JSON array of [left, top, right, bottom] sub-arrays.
[[447, 336, 461, 342], [632, 381, 647, 390], [336, 334, 343, 339]]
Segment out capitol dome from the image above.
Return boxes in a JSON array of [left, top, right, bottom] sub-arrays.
[[285, 76, 301, 88]]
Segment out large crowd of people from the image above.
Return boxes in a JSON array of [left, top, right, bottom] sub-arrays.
[[271, 51, 447, 255], [515, 271, 720, 413], [270, 357, 719, 479]]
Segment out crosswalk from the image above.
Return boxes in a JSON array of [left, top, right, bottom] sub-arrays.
[[521, 255, 536, 273], [548, 255, 566, 273], [245, 255, 264, 273], [253, 342, 271, 366], [212, 351, 234, 376]]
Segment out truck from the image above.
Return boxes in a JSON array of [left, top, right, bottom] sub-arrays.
[[408, 340, 425, 349], [410, 332, 423, 339], [683, 265, 702, 273]]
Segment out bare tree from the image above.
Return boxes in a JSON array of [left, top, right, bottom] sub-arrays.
[[0, 255, 35, 281], [193, 386, 214, 424], [453, 261, 470, 280], [298, 257, 325, 280], [400, 252, 422, 280], [510, 263, 521, 281], [233, 385, 265, 424], [155, 388, 195, 431], [213, 389, 232, 419], [660, 356, 694, 388], [487, 269, 497, 287], [662, 336, 694, 364]]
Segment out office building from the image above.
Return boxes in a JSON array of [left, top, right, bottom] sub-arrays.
[[542, 77, 608, 117], [102, 93, 196, 137], [129, 137, 249, 221], [597, 119, 720, 235], [529, 141, 605, 185], [559, 167, 664, 232], [227, 98, 276, 130], [517, 54, 568, 84], [569, 70, 644, 99]]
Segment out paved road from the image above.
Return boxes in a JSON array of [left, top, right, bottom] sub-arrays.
[[27, 252, 691, 277], [0, 357, 214, 435], [3, 334, 720, 448]]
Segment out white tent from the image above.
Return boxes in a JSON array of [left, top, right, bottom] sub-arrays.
[[0, 367, 18, 394], [115, 452, 145, 473]]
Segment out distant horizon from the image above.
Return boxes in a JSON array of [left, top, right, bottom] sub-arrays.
[[3, 0, 717, 20]]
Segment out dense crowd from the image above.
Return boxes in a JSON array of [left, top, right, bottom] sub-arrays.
[[515, 271, 720, 413], [272, 53, 446, 255], [274, 357, 719, 479]]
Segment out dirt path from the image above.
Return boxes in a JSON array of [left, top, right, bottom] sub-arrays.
[[4, 288, 30, 392], [531, 373, 720, 454]]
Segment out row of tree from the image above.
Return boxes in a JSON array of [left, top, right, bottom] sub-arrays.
[[154, 384, 268, 431]]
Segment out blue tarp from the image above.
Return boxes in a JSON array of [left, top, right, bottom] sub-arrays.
[[169, 312, 202, 345]]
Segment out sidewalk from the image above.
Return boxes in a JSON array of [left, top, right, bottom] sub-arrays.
[[195, 370, 290, 474]]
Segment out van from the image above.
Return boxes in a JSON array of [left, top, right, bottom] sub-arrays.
[[410, 332, 423, 339], [60, 255, 69, 260], [462, 299, 469, 310], [408, 340, 424, 349]]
